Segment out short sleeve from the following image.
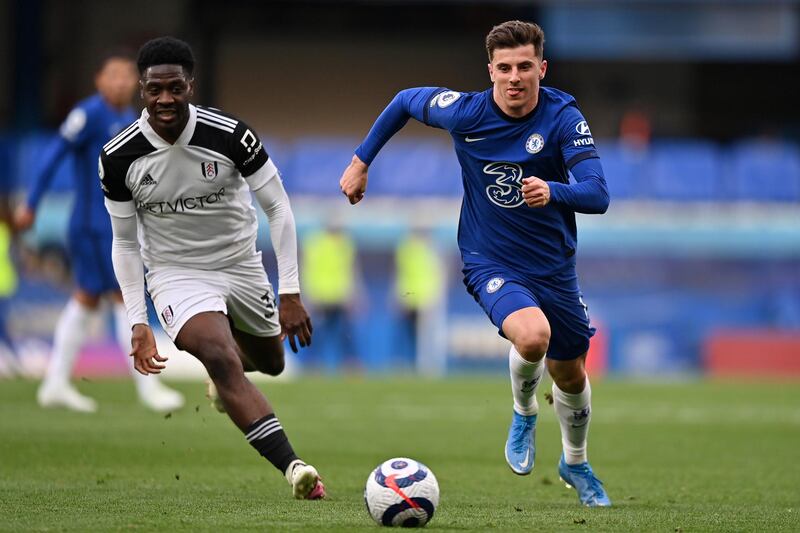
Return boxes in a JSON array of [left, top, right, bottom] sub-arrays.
[[421, 88, 469, 132], [558, 104, 599, 169], [98, 152, 133, 202], [230, 120, 269, 177]]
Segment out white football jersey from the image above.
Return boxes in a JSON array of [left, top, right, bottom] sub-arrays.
[[100, 104, 276, 270]]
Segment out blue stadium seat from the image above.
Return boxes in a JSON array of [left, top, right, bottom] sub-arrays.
[[281, 137, 358, 196], [727, 140, 800, 202], [369, 140, 461, 197], [595, 140, 651, 200], [648, 140, 723, 201]]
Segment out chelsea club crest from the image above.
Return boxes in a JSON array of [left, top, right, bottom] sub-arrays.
[[486, 277, 505, 294], [525, 133, 544, 154]]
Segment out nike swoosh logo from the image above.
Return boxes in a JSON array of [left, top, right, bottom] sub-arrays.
[[519, 449, 530, 468], [465, 136, 486, 142]]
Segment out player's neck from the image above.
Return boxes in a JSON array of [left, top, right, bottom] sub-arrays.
[[148, 116, 189, 145]]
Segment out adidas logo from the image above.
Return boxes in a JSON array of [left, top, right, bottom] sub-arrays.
[[141, 174, 157, 186]]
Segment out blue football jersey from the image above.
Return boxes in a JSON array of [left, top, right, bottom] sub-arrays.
[[28, 93, 136, 235], [355, 86, 608, 278]]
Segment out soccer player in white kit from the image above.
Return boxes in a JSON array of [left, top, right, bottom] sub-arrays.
[[100, 37, 324, 499]]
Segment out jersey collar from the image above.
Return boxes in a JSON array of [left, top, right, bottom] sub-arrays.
[[487, 88, 542, 123], [139, 104, 198, 148]]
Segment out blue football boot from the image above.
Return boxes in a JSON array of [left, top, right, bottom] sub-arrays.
[[558, 454, 612, 507], [504, 411, 537, 475]]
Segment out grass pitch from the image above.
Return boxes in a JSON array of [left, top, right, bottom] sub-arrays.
[[1, 376, 798, 531]]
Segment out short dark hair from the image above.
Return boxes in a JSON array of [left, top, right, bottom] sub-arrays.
[[485, 21, 545, 61], [137, 37, 195, 75]]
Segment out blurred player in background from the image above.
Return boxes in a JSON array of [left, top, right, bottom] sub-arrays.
[[100, 37, 324, 499], [0, 142, 19, 376], [14, 52, 184, 413], [340, 20, 611, 507]]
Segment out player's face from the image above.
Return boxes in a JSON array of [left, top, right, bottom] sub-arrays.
[[96, 58, 138, 110], [140, 64, 194, 134], [488, 45, 547, 118]]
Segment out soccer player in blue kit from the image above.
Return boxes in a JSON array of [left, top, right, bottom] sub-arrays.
[[340, 21, 611, 507], [15, 52, 184, 413]]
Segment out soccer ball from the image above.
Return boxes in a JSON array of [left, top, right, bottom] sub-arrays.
[[364, 457, 439, 527]]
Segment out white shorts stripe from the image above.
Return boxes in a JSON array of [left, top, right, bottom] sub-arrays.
[[197, 117, 235, 133]]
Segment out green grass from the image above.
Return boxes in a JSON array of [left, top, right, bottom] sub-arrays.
[[1, 377, 798, 531]]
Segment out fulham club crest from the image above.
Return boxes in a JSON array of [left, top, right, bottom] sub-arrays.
[[201, 161, 219, 180], [161, 305, 174, 326]]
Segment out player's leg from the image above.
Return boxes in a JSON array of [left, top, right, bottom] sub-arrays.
[[466, 270, 547, 475], [500, 305, 549, 475], [543, 287, 610, 507], [109, 290, 184, 412], [37, 289, 100, 412], [176, 312, 323, 499]]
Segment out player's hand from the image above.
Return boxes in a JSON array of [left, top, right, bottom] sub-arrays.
[[130, 323, 168, 375], [279, 293, 313, 353], [13, 205, 36, 232], [522, 177, 551, 208], [339, 155, 369, 205]]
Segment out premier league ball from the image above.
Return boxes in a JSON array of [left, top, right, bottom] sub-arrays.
[[364, 458, 439, 527]]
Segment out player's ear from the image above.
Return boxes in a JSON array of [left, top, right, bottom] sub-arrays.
[[139, 80, 145, 99], [539, 59, 548, 80], [187, 78, 195, 97], [488, 63, 494, 82]]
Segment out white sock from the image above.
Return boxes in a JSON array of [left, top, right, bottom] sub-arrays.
[[43, 299, 93, 388], [509, 345, 544, 416], [113, 302, 159, 394], [552, 378, 591, 465]]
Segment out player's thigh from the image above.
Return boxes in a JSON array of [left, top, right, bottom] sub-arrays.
[[67, 231, 118, 296], [464, 267, 544, 337], [502, 306, 551, 359], [174, 311, 242, 375], [146, 266, 228, 342], [222, 254, 281, 339], [540, 286, 594, 362]]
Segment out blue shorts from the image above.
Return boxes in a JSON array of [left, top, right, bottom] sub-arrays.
[[462, 262, 595, 361], [67, 231, 119, 295]]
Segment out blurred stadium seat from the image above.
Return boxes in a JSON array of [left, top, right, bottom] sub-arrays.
[[727, 139, 800, 202], [281, 137, 358, 196], [648, 140, 723, 201], [595, 140, 651, 200], [368, 140, 462, 197]]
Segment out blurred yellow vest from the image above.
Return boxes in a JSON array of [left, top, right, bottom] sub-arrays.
[[395, 235, 442, 310], [0, 223, 17, 296], [302, 230, 355, 305]]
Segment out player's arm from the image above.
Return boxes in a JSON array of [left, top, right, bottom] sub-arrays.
[[16, 106, 92, 231], [340, 87, 454, 204], [549, 157, 609, 214], [100, 154, 166, 375], [525, 106, 609, 214], [232, 122, 312, 353]]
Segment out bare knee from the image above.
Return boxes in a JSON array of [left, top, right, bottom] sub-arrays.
[[196, 340, 244, 383], [513, 329, 550, 361]]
